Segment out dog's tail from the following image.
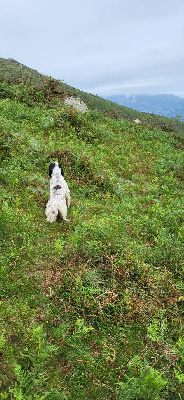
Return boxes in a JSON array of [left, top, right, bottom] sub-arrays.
[[45, 200, 58, 223]]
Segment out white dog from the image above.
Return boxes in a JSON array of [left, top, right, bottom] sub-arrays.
[[45, 162, 70, 222]]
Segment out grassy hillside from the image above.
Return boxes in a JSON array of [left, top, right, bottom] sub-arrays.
[[1, 57, 184, 138], [0, 62, 184, 399]]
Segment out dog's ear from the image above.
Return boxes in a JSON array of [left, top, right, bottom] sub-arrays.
[[59, 163, 64, 177], [49, 162, 56, 177]]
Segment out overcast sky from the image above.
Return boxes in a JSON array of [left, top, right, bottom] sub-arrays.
[[1, 0, 184, 97]]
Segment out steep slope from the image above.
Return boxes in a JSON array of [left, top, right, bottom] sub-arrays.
[[0, 57, 47, 86], [0, 72, 184, 399], [1, 57, 184, 138]]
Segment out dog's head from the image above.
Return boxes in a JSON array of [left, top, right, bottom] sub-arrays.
[[49, 162, 64, 177]]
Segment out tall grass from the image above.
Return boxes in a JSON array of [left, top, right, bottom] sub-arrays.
[[0, 79, 184, 399]]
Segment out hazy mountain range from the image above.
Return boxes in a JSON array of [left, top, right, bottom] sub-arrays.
[[105, 94, 184, 121]]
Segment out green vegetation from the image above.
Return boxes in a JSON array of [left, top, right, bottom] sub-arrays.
[[0, 59, 184, 399], [1, 57, 184, 137]]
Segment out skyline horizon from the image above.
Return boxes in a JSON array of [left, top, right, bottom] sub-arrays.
[[1, 1, 184, 103], [2, 56, 184, 100]]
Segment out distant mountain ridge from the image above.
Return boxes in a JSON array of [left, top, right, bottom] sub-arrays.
[[105, 94, 184, 121]]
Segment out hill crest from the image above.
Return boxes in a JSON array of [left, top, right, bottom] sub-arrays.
[[1, 57, 184, 138]]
